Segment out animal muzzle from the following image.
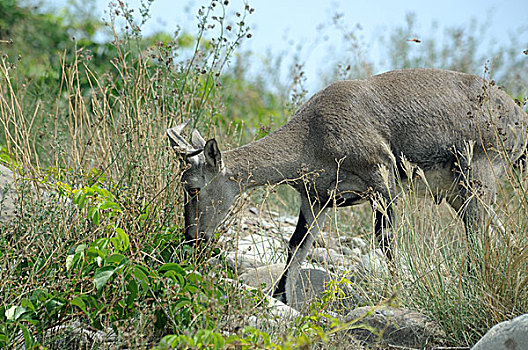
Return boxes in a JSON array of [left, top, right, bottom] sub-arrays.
[[182, 222, 205, 245]]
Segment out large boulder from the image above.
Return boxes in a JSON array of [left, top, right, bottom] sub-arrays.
[[472, 314, 528, 350], [343, 306, 446, 349], [239, 264, 362, 312]]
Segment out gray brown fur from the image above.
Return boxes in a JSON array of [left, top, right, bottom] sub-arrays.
[[168, 68, 527, 305]]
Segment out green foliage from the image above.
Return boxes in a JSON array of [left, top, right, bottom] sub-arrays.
[[0, 175, 237, 347], [158, 326, 288, 349], [157, 310, 330, 349], [0, 1, 266, 346], [0, 145, 16, 167]]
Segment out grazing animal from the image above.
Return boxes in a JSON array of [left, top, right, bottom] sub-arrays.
[[168, 68, 527, 305]]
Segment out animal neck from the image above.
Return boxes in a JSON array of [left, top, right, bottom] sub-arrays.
[[223, 122, 307, 191]]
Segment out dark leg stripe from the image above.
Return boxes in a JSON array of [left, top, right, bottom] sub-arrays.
[[273, 210, 308, 299]]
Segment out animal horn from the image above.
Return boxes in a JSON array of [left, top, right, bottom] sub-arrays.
[[167, 120, 203, 156], [173, 119, 190, 135], [191, 128, 206, 149]]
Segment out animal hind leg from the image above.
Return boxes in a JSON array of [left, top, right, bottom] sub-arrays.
[[456, 157, 497, 236], [447, 153, 498, 269], [374, 204, 396, 264], [368, 163, 397, 268]]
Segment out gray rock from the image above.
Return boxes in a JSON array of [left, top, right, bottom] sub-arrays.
[[340, 236, 368, 253], [225, 251, 264, 272], [472, 314, 528, 350], [239, 263, 284, 290], [14, 320, 116, 349], [223, 234, 285, 273], [0, 165, 17, 223], [264, 292, 301, 320], [313, 231, 330, 247], [276, 215, 297, 227], [351, 247, 363, 259], [358, 249, 388, 275], [240, 264, 362, 312], [221, 277, 300, 326], [308, 247, 355, 271], [340, 245, 353, 256], [344, 306, 446, 349], [291, 267, 333, 310]]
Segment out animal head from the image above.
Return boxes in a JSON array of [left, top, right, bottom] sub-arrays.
[[167, 121, 237, 244]]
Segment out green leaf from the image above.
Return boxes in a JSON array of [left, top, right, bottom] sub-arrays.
[[73, 190, 86, 209], [86, 246, 100, 258], [93, 237, 110, 250], [78, 193, 86, 210], [116, 228, 129, 249], [66, 255, 75, 270], [45, 298, 65, 313], [111, 227, 129, 251], [71, 297, 87, 313], [154, 308, 168, 329], [87, 206, 96, 219], [75, 244, 87, 254], [93, 186, 114, 201], [99, 201, 121, 211], [5, 305, 27, 321], [56, 182, 71, 197], [158, 335, 181, 348], [184, 285, 199, 294], [164, 270, 185, 286], [133, 265, 149, 290], [186, 271, 202, 284], [20, 324, 34, 348], [159, 263, 186, 275], [106, 253, 126, 265], [21, 298, 36, 312], [173, 299, 192, 310], [94, 266, 115, 291], [126, 279, 138, 307], [92, 208, 100, 226]]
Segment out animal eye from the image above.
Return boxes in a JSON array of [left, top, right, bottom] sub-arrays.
[[188, 188, 200, 195]]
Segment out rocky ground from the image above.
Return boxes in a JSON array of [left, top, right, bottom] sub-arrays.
[[214, 203, 528, 349], [214, 204, 447, 349], [2, 164, 527, 349]]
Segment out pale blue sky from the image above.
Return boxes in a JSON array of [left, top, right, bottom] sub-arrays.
[[53, 0, 527, 91]]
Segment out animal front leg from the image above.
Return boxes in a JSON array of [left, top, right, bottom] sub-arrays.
[[273, 200, 328, 305], [272, 211, 308, 303]]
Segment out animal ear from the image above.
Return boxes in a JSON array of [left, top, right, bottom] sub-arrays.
[[191, 129, 206, 149], [204, 139, 221, 168]]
